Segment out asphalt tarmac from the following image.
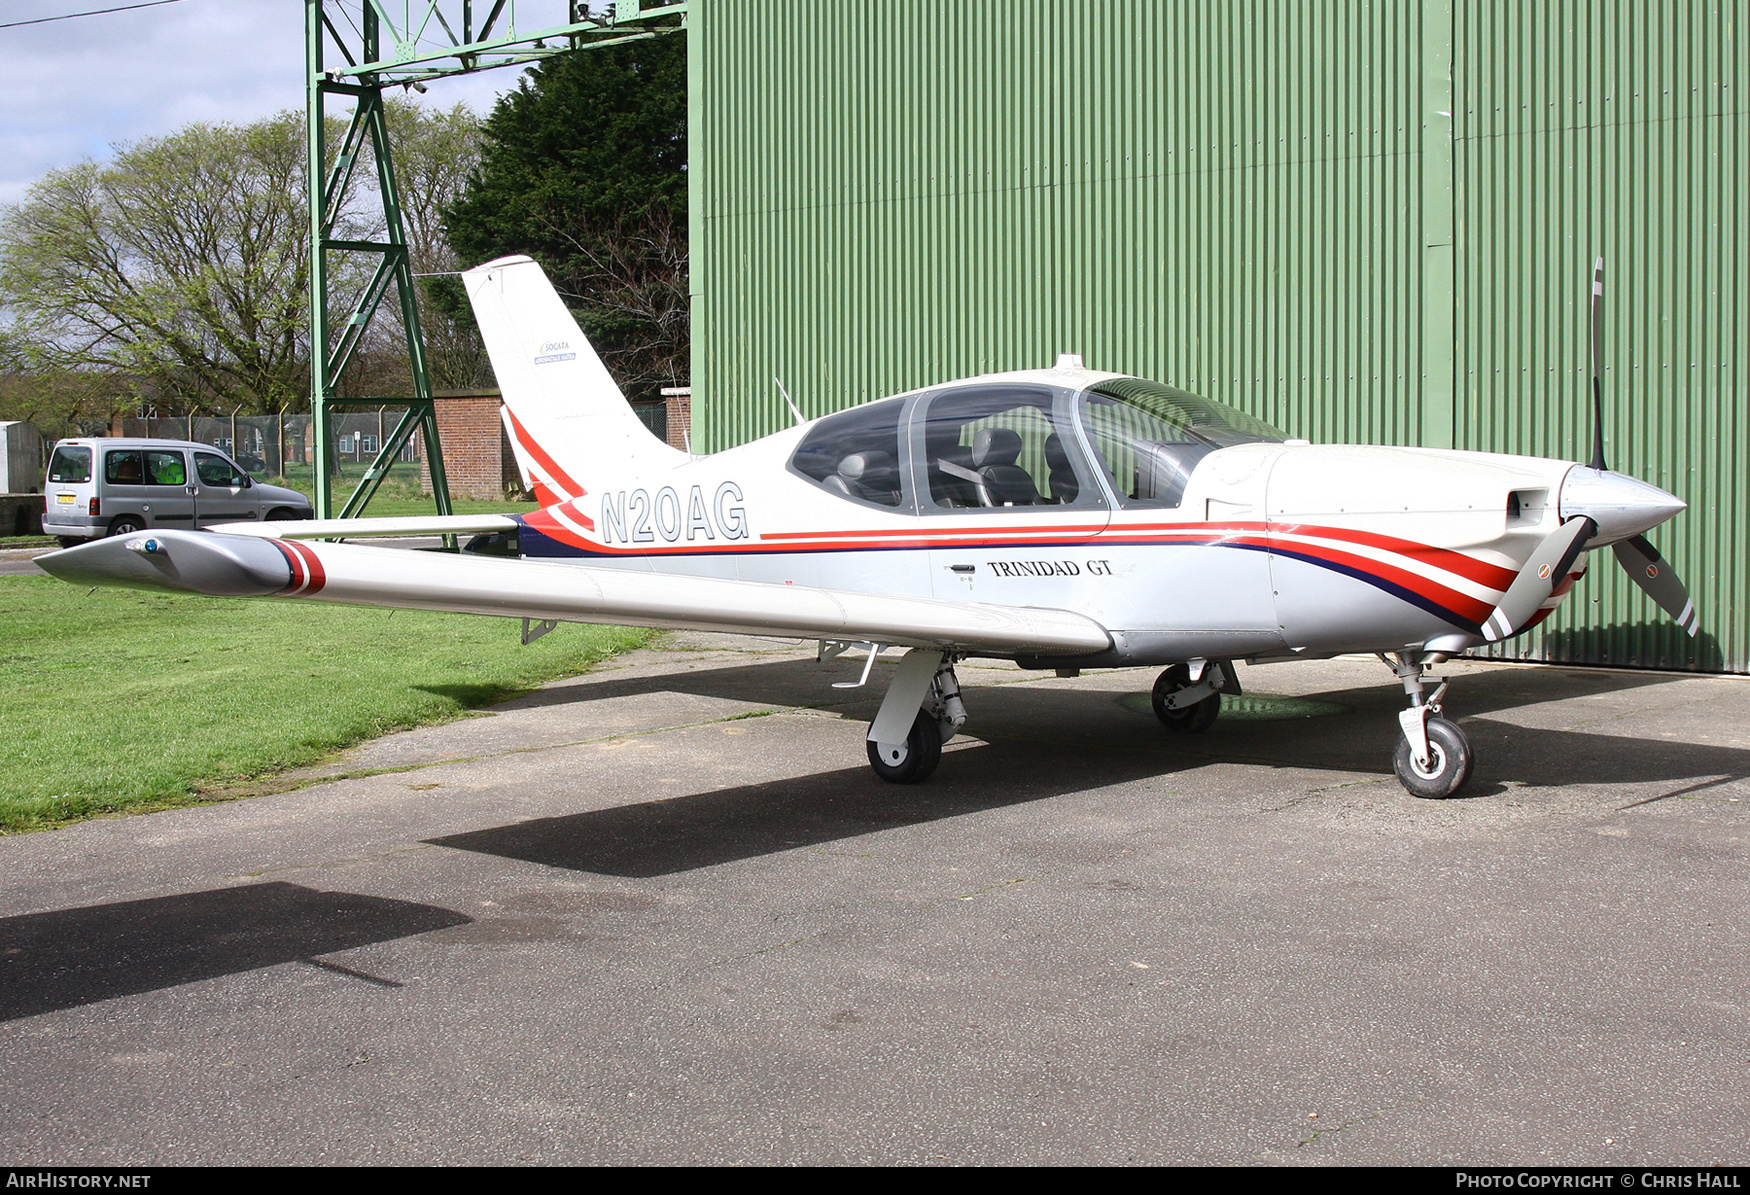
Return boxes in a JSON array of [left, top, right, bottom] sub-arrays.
[[0, 547, 49, 577], [1, 634, 1746, 1166]]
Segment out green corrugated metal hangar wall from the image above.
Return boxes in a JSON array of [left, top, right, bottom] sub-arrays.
[[688, 0, 1747, 673]]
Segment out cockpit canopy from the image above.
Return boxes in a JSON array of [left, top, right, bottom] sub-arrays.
[[788, 376, 1289, 512], [1080, 378, 1287, 508]]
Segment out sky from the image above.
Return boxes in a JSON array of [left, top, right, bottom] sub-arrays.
[[0, 0, 535, 207]]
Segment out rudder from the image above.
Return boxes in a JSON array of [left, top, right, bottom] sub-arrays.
[[464, 255, 685, 506]]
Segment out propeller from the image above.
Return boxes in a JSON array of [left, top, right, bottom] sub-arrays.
[[1612, 534, 1700, 636], [1477, 256, 1700, 643], [1480, 516, 1595, 642]]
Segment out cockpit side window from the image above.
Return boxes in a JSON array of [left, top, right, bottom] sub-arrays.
[[1080, 378, 1287, 509], [911, 385, 1105, 514], [789, 396, 907, 508]]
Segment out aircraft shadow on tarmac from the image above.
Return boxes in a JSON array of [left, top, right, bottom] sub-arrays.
[[428, 741, 1174, 878], [0, 882, 471, 1022], [477, 649, 1681, 726], [471, 650, 1737, 790], [430, 682, 1750, 880]]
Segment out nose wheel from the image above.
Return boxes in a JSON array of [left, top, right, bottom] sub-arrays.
[[1385, 652, 1473, 798], [1392, 714, 1472, 798]]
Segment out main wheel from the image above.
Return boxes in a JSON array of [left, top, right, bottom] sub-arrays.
[[107, 515, 146, 537], [1392, 715, 1474, 799], [867, 708, 943, 783], [1151, 664, 1221, 733]]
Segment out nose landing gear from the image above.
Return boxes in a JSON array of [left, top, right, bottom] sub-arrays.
[[1385, 652, 1473, 798]]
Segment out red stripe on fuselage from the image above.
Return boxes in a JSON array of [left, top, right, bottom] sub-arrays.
[[1246, 535, 1495, 625], [535, 514, 1516, 593], [525, 513, 1503, 621], [1262, 522, 1519, 590]]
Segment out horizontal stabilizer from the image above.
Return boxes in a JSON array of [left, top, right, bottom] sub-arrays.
[[37, 531, 1112, 658], [212, 515, 522, 540]]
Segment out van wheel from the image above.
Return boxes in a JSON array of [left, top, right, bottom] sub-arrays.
[[107, 516, 146, 537], [266, 507, 298, 522]]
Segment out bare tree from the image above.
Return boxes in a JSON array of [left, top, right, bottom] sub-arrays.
[[382, 98, 491, 392], [0, 101, 487, 417], [0, 115, 313, 415], [541, 204, 688, 397]]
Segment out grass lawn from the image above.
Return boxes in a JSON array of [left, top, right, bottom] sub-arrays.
[[0, 575, 650, 833], [269, 461, 540, 518]]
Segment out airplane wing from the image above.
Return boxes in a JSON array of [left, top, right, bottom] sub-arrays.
[[36, 530, 1112, 657]]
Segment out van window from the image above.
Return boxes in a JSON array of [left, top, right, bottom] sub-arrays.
[[48, 446, 91, 483], [104, 450, 144, 485], [195, 453, 245, 487], [145, 451, 188, 486]]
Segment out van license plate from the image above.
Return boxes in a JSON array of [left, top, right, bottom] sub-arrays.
[[56, 493, 75, 505]]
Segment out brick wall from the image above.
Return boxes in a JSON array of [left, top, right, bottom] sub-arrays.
[[662, 387, 692, 452], [419, 390, 522, 499]]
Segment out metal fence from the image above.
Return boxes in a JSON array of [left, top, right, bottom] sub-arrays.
[[115, 412, 423, 477]]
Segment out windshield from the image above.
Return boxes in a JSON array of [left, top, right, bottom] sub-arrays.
[[1080, 378, 1287, 509], [1085, 378, 1287, 447]]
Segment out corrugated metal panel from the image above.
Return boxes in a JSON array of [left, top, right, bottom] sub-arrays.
[[692, 0, 1427, 450], [691, 0, 1747, 672], [1454, 0, 1747, 671]]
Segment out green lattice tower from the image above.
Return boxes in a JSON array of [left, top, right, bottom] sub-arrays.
[[305, 1, 688, 519]]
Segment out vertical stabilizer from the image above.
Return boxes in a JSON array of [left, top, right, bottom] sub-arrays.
[[464, 255, 685, 506]]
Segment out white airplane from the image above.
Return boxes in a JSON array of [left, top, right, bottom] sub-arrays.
[[39, 256, 1696, 798]]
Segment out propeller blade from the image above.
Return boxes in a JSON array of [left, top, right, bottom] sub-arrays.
[[1481, 516, 1597, 642], [1612, 534, 1700, 637], [1589, 255, 1608, 471]]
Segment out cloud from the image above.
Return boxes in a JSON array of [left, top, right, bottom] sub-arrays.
[[0, 0, 523, 205]]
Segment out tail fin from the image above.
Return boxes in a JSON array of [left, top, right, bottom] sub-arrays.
[[464, 255, 685, 506]]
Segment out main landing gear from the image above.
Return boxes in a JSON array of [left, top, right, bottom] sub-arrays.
[[865, 649, 967, 783], [1149, 659, 1238, 733], [1385, 652, 1473, 798]]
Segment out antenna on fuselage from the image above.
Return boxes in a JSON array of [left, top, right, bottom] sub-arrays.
[[775, 378, 805, 426]]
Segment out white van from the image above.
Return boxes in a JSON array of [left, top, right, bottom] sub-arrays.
[[42, 438, 314, 548]]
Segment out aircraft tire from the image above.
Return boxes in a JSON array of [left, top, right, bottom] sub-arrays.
[[1151, 664, 1221, 733], [1392, 715, 1473, 799], [866, 709, 943, 783]]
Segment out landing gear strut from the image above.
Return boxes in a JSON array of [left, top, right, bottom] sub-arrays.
[[1385, 652, 1473, 798], [866, 650, 966, 783]]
